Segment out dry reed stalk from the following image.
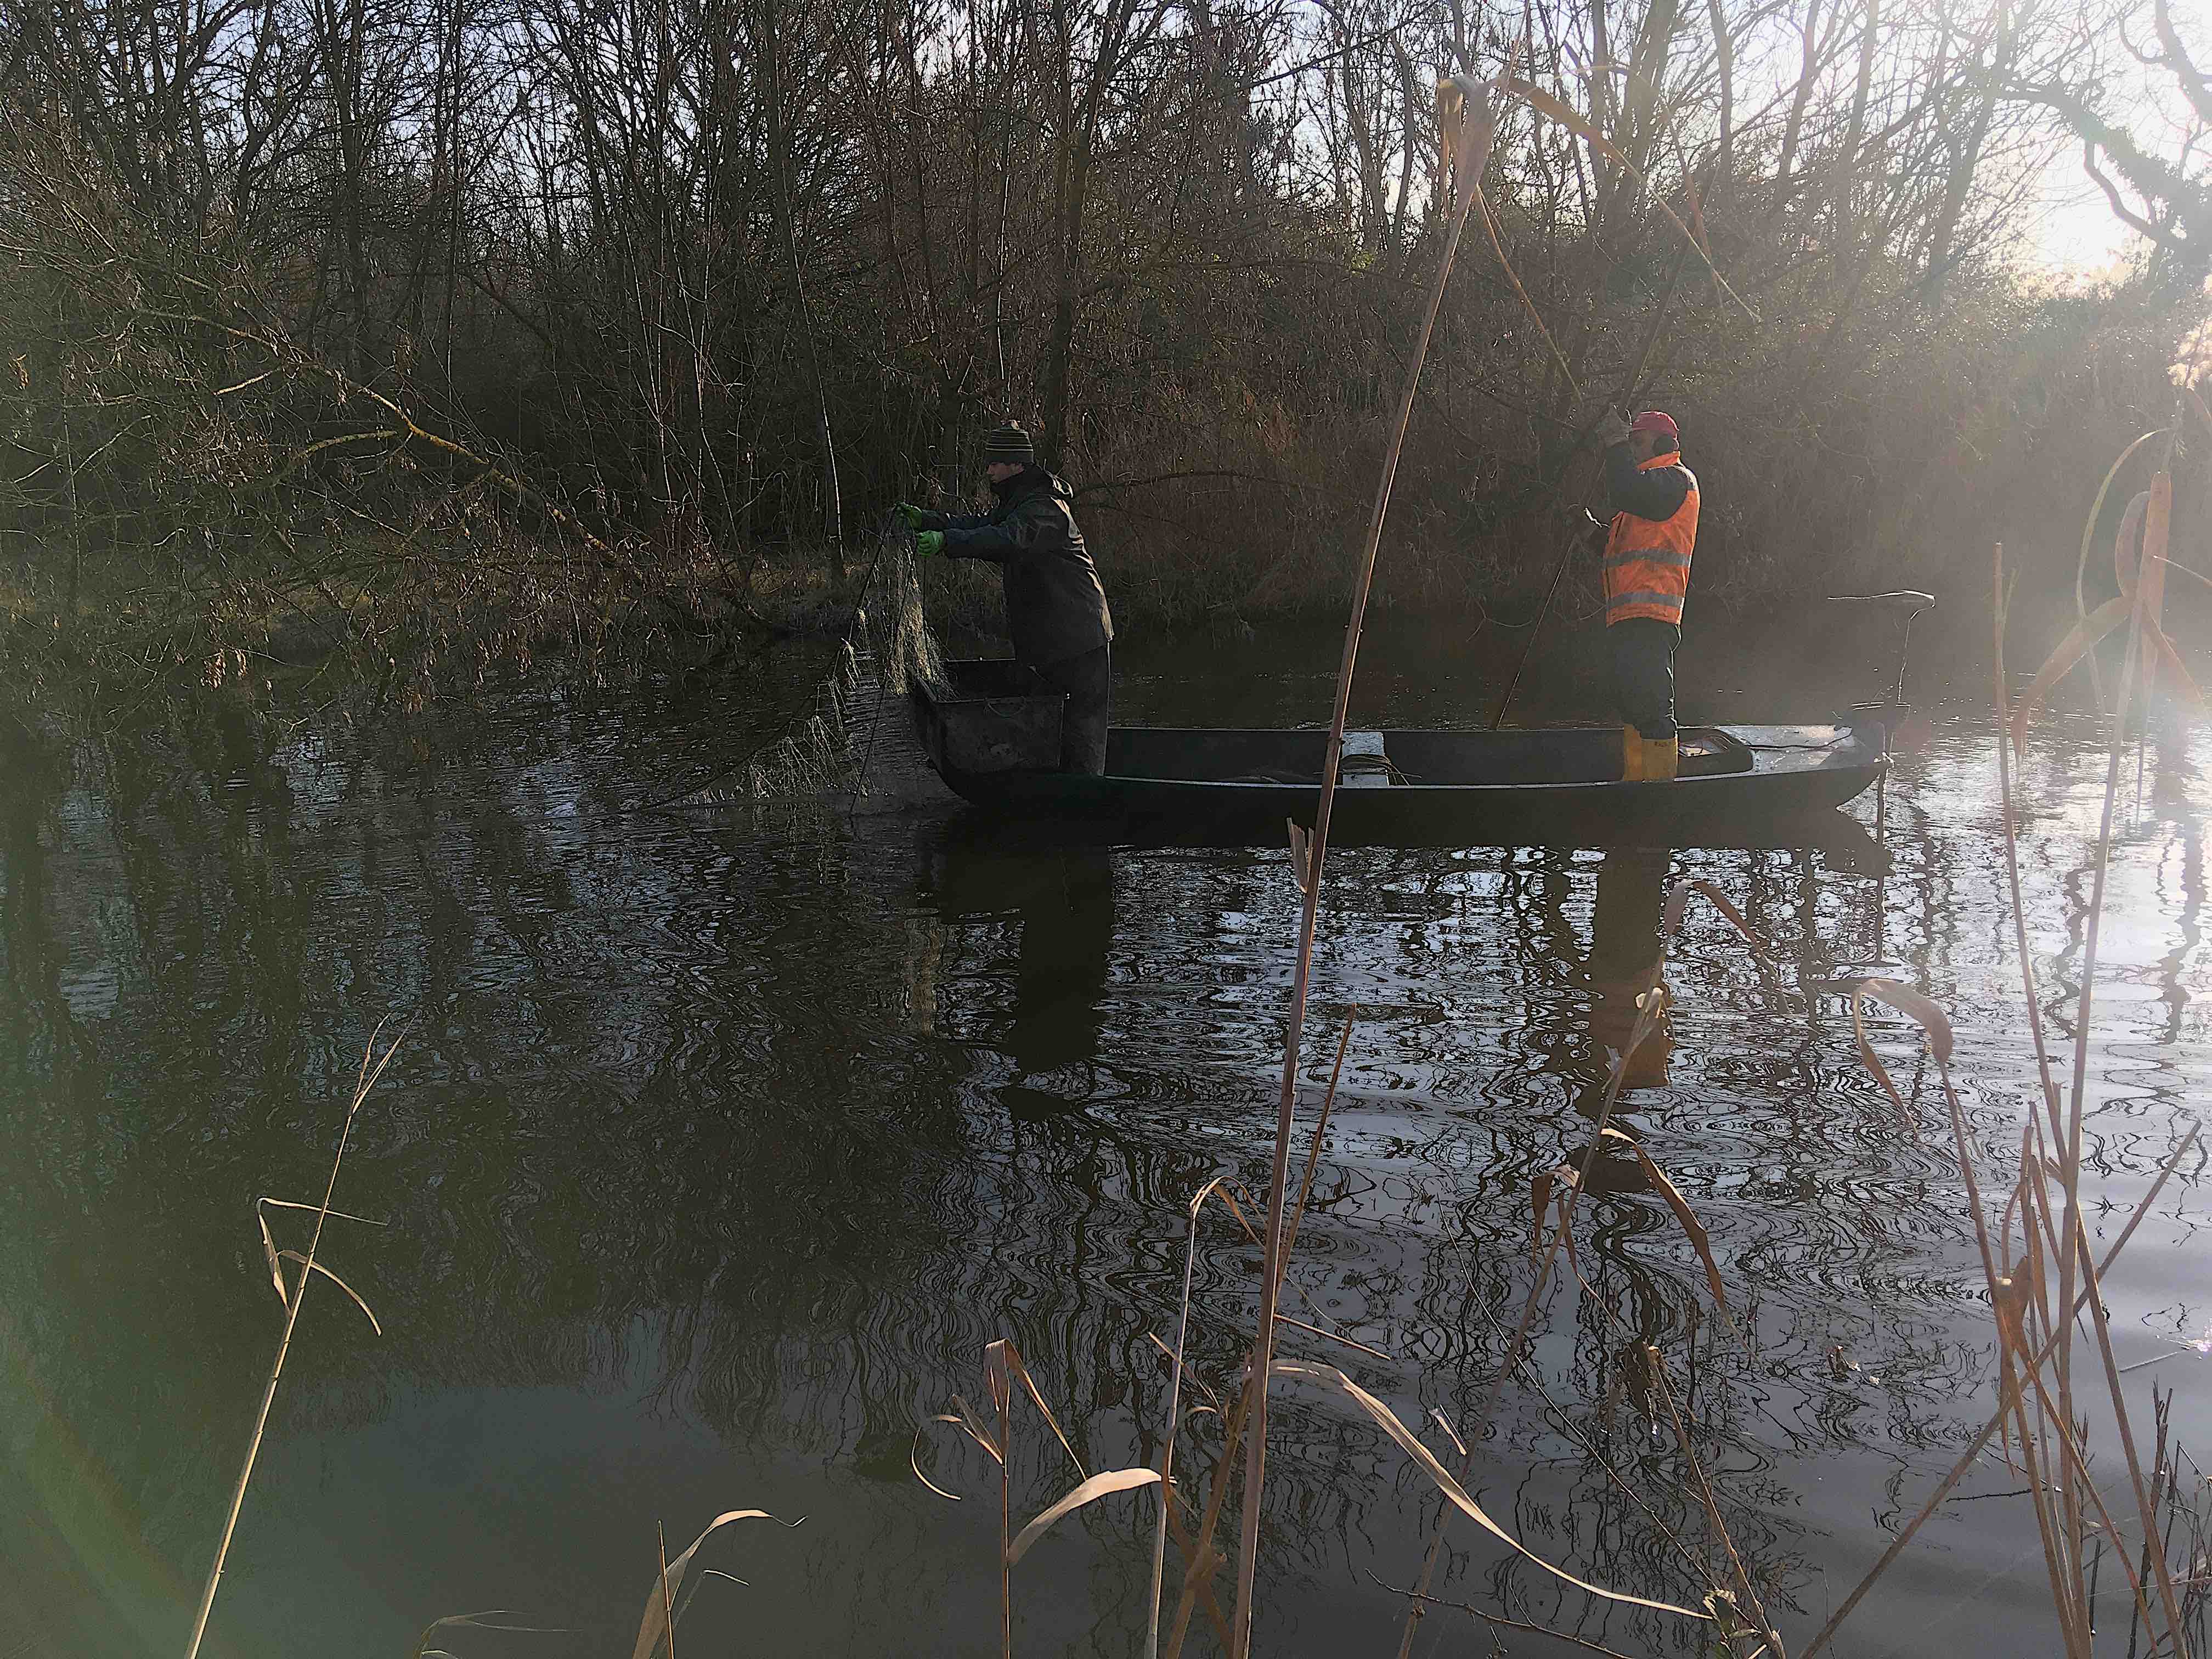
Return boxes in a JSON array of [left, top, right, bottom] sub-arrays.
[[183, 1022, 404, 1659], [1388, 985, 1650, 1659], [1162, 1377, 1254, 1659], [1857, 829, 2171, 1653], [1810, 492, 2211, 1657], [1993, 1109, 2162, 1647], [1645, 1349, 1776, 1655], [1393, 982, 1677, 1655], [1285, 1014, 1356, 1262], [1997, 1271, 2164, 1645], [923, 1339, 1157, 1655], [1227, 64, 1505, 1659], [1933, 983, 2098, 1654], [2051, 456, 2193, 1649], [1147, 1174, 1233, 1659], [1367, 1578, 1641, 1658], [1393, 874, 1770, 1656], [656, 1525, 676, 1659], [1158, 1485, 1237, 1650], [1991, 548, 2069, 1154], [1459, 1292, 1719, 1593], [1801, 1120, 2200, 1657], [2074, 1217, 2192, 1644], [989, 1342, 1013, 1659], [1154, 1129, 1364, 1659]]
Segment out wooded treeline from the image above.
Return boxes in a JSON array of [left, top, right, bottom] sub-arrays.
[[3, 0, 2211, 670]]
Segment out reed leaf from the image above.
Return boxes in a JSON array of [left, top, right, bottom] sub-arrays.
[[629, 1511, 782, 1659], [2138, 469, 2173, 636], [409, 1610, 562, 1659], [2188, 386, 2212, 443], [2114, 488, 2148, 593], [1271, 1361, 1711, 1621], [270, 1251, 381, 1334], [2011, 597, 2130, 749], [1598, 1129, 1729, 1317], [1007, 1468, 1162, 1565], [911, 1429, 961, 1501], [1429, 1409, 1469, 1461], [255, 1197, 384, 1304], [1850, 997, 1921, 1145], [1666, 879, 1769, 957], [2075, 431, 2164, 643], [933, 1402, 1003, 1465], [992, 1340, 1086, 1479], [1847, 976, 1955, 1065], [2147, 624, 2207, 716]]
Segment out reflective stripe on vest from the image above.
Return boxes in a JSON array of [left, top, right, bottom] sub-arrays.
[[1603, 454, 1699, 627]]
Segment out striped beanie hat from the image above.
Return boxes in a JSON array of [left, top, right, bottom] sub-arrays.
[[983, 424, 1035, 465]]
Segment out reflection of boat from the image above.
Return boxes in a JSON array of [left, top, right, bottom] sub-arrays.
[[912, 661, 1891, 850]]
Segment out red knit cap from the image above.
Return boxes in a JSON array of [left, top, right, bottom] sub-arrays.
[[1630, 410, 1679, 445]]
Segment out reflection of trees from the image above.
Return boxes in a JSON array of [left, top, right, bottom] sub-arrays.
[[8, 701, 2204, 1654]]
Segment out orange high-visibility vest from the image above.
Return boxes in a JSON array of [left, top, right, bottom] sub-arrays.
[[1603, 452, 1700, 627]]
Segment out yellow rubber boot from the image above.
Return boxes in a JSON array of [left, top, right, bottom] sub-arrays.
[[1641, 734, 1679, 781], [1621, 726, 1644, 781]]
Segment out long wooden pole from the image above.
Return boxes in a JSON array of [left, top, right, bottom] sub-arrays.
[[1227, 69, 1503, 1659]]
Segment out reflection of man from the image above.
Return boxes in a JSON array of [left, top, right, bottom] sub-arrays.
[[1587, 846, 1673, 1092], [898, 424, 1115, 775], [924, 832, 1115, 1077], [1009, 849, 1115, 1076], [1591, 410, 1699, 782]]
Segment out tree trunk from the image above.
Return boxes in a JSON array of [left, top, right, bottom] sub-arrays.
[[1922, 2, 2007, 297], [1776, 0, 1824, 198]]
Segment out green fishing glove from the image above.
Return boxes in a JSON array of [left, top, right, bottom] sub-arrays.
[[895, 503, 929, 531], [915, 530, 946, 557]]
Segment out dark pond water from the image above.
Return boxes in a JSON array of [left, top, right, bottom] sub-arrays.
[[4, 617, 2209, 1658]]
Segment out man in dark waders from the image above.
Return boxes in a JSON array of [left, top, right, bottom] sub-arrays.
[[1592, 409, 1699, 781], [898, 424, 1115, 775]]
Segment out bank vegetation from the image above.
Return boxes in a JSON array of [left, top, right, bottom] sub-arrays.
[[3, 0, 2211, 708]]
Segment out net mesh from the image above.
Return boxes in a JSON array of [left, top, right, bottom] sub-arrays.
[[645, 528, 951, 812]]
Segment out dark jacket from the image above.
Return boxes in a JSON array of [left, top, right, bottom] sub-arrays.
[[1603, 444, 1694, 521], [921, 469, 1113, 667]]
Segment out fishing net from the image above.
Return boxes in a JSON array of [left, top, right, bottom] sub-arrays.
[[641, 526, 952, 812]]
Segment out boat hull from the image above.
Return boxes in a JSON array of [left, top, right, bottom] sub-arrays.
[[908, 662, 1889, 849], [932, 742, 1883, 844]]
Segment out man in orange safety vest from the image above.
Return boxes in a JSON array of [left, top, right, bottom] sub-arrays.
[[1591, 408, 1699, 781]]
